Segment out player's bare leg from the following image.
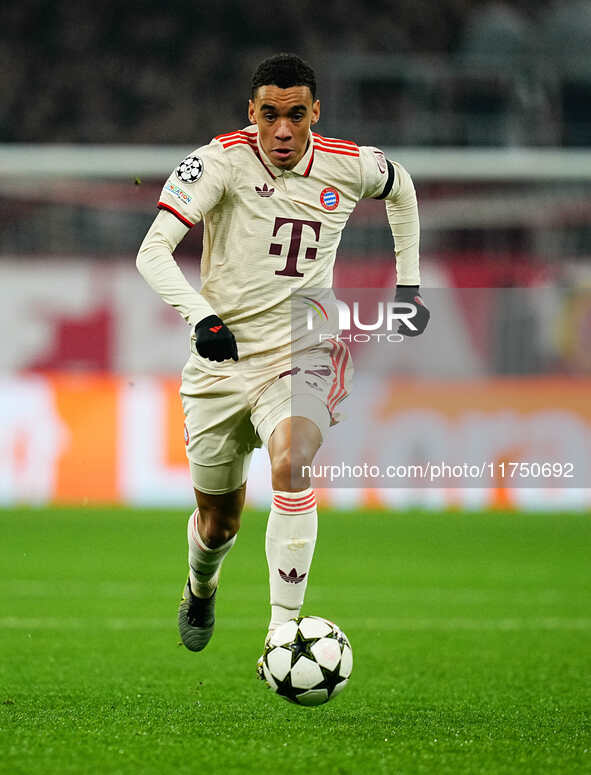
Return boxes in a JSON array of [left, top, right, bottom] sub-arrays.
[[269, 416, 322, 492], [178, 485, 245, 652]]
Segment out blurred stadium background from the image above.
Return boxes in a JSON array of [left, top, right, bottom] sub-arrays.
[[2, 0, 591, 510]]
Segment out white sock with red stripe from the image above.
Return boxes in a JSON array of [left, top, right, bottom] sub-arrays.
[[266, 488, 318, 633], [187, 510, 236, 599]]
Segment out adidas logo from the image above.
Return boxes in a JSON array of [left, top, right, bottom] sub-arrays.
[[305, 367, 331, 377], [278, 567, 307, 584], [255, 183, 275, 197]]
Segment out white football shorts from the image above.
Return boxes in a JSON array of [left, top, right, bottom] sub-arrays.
[[180, 339, 353, 494]]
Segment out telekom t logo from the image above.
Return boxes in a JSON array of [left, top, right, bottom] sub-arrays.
[[269, 217, 322, 277]]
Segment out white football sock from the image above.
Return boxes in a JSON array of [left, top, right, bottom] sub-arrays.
[[187, 510, 236, 599], [266, 488, 318, 634]]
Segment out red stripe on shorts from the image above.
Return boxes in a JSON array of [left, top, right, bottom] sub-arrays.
[[328, 345, 349, 413], [327, 339, 345, 409]]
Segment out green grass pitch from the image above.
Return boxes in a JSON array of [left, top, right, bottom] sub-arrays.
[[1, 506, 590, 775]]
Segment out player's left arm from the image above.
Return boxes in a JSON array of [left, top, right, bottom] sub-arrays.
[[359, 147, 429, 336]]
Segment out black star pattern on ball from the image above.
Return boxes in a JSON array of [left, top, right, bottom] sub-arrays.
[[319, 630, 348, 697], [320, 665, 347, 698], [175, 155, 204, 183], [268, 629, 325, 703], [273, 673, 299, 703], [288, 629, 317, 663]]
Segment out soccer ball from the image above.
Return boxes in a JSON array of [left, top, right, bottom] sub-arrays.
[[261, 616, 353, 706]]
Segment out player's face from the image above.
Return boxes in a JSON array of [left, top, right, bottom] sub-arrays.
[[249, 85, 320, 169]]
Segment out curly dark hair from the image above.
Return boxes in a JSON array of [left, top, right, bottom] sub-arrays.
[[250, 53, 317, 100]]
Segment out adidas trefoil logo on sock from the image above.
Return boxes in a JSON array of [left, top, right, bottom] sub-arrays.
[[255, 183, 275, 197], [278, 567, 307, 584]]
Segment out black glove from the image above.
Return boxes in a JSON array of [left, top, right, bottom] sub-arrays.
[[194, 315, 238, 362], [395, 285, 430, 337]]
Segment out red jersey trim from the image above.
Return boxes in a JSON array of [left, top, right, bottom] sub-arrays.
[[214, 128, 277, 179], [312, 132, 358, 149], [157, 202, 195, 228], [315, 139, 359, 151], [220, 139, 253, 148], [216, 130, 258, 149], [253, 149, 277, 180], [215, 129, 255, 142], [315, 145, 360, 158], [300, 146, 315, 177]]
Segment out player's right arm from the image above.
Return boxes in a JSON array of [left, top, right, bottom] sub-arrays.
[[136, 209, 216, 325], [136, 143, 238, 360]]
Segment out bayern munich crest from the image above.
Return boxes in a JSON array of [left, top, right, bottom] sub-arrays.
[[320, 187, 339, 211], [175, 155, 204, 183]]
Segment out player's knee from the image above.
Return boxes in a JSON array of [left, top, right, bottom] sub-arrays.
[[271, 445, 313, 491], [269, 417, 322, 491], [195, 487, 244, 547], [198, 507, 241, 546]]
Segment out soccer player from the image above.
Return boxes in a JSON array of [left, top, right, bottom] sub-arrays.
[[136, 53, 429, 667]]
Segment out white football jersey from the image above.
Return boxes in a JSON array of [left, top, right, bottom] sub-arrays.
[[142, 126, 420, 371]]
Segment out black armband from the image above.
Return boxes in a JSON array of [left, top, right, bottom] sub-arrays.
[[374, 160, 395, 200]]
